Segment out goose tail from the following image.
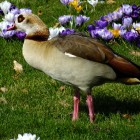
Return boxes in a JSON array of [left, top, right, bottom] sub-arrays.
[[109, 55, 140, 84]]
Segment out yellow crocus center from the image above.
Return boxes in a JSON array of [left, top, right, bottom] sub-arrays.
[[109, 29, 120, 37]]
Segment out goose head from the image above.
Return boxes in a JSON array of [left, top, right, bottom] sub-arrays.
[[10, 13, 50, 40]]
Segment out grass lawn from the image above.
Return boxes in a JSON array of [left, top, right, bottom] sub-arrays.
[[0, 0, 140, 139]]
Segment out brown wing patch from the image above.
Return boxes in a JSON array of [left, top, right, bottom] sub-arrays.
[[52, 34, 107, 63]]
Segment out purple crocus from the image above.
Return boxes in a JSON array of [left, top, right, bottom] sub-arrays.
[[20, 8, 32, 14], [60, 0, 73, 5], [122, 17, 133, 28], [111, 11, 123, 21], [90, 28, 113, 40], [112, 23, 122, 30], [90, 29, 100, 38], [131, 4, 140, 18], [100, 15, 112, 23], [9, 4, 16, 11], [131, 10, 139, 19], [116, 8, 123, 18], [97, 28, 113, 40], [0, 9, 4, 15], [122, 4, 133, 15], [10, 7, 20, 15], [15, 31, 26, 40], [119, 29, 127, 37], [123, 29, 138, 42], [59, 28, 75, 36], [132, 4, 137, 10], [0, 29, 15, 38], [95, 19, 108, 29], [75, 15, 90, 26], [136, 37, 140, 47], [87, 24, 95, 32], [59, 15, 72, 25]]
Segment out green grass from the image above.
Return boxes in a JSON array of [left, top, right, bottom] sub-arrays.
[[0, 0, 140, 139]]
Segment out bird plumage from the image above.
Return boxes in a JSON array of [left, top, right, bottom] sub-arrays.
[[8, 13, 140, 122]]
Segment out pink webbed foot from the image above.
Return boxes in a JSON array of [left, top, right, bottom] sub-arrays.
[[86, 95, 95, 123], [72, 89, 80, 121]]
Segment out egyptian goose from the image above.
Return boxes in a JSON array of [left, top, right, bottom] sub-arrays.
[[8, 13, 140, 123]]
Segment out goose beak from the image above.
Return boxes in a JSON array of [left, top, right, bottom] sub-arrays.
[[7, 24, 17, 31]]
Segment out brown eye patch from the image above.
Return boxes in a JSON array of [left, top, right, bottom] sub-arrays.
[[18, 14, 25, 23]]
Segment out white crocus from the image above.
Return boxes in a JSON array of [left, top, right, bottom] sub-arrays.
[[0, 0, 11, 15], [11, 133, 40, 140], [48, 26, 65, 40], [87, 0, 98, 7], [0, 20, 13, 30], [4, 12, 15, 22], [133, 23, 140, 30], [20, 8, 32, 14]]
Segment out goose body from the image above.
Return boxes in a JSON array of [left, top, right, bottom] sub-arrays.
[[23, 37, 116, 91], [9, 13, 140, 122]]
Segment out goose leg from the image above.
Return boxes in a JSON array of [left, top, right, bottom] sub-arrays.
[[86, 93, 95, 123], [72, 88, 80, 121]]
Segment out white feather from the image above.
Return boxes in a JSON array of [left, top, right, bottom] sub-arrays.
[[64, 52, 77, 58]]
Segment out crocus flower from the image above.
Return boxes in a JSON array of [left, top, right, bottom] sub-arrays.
[[0, 9, 4, 15], [0, 29, 15, 38], [15, 31, 26, 40], [119, 29, 127, 37], [75, 5, 82, 12], [112, 23, 122, 30], [116, 8, 123, 18], [87, 0, 98, 7], [97, 28, 113, 40], [69, 0, 80, 8], [132, 4, 137, 10], [48, 26, 65, 40], [133, 23, 140, 30], [0, 1, 11, 15], [10, 8, 20, 15], [0, 21, 13, 30], [0, 21, 7, 30], [20, 8, 32, 14], [109, 29, 120, 38], [87, 24, 95, 32], [59, 28, 75, 35], [69, 0, 82, 12], [122, 4, 133, 15], [111, 11, 123, 21], [123, 29, 138, 42], [10, 133, 40, 140], [75, 15, 90, 26], [95, 20, 108, 29], [90, 28, 113, 40], [90, 29, 100, 38], [122, 17, 133, 28], [4, 12, 15, 22], [48, 27, 60, 40], [60, 0, 73, 5], [100, 15, 112, 23], [131, 10, 139, 18], [136, 37, 140, 47], [59, 15, 73, 25], [9, 4, 17, 11]]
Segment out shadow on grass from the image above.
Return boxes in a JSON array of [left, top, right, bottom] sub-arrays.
[[80, 93, 140, 116]]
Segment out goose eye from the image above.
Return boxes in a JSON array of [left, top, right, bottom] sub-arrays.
[[18, 15, 25, 23]]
